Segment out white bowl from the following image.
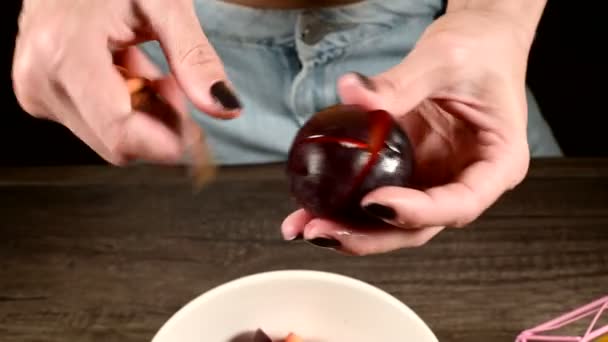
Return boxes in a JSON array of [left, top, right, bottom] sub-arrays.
[[152, 270, 438, 342]]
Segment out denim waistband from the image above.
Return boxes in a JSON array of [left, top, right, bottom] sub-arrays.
[[194, 0, 445, 46]]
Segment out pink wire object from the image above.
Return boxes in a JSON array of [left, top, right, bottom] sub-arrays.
[[517, 296, 608, 342]]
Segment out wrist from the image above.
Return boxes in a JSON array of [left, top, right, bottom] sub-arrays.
[[446, 0, 547, 43]]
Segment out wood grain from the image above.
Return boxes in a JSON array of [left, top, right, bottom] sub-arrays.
[[0, 158, 607, 342]]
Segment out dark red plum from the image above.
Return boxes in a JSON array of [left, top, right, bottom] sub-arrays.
[[253, 329, 272, 342], [286, 104, 414, 226]]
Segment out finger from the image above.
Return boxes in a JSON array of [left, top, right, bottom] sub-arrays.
[[115, 47, 188, 115], [151, 75, 188, 115], [119, 46, 206, 164], [126, 78, 197, 163], [281, 209, 314, 241], [120, 110, 183, 163], [114, 46, 163, 79], [337, 42, 455, 115], [143, 1, 242, 118], [146, 70, 216, 176], [301, 218, 444, 256], [58, 38, 183, 164], [40, 85, 122, 164], [362, 158, 515, 229], [118, 46, 217, 178], [55, 38, 133, 164], [12, 29, 124, 162]]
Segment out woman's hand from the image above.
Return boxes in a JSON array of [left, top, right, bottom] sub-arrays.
[[282, 4, 545, 255], [12, 0, 241, 165]]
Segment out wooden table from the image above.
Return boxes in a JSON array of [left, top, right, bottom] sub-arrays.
[[1, 158, 607, 342]]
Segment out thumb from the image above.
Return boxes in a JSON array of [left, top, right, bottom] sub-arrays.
[[145, 1, 242, 119], [337, 44, 450, 115]]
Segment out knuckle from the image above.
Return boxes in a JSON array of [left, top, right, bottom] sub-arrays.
[[107, 155, 128, 166], [99, 137, 129, 166], [181, 44, 217, 66], [12, 42, 37, 106], [432, 32, 473, 70], [179, 43, 220, 68], [511, 148, 531, 188], [12, 23, 67, 117], [511, 167, 528, 189], [100, 123, 127, 160], [443, 44, 470, 71], [28, 27, 64, 68], [107, 140, 125, 161], [12, 61, 44, 117], [500, 143, 530, 191], [12, 70, 38, 115]]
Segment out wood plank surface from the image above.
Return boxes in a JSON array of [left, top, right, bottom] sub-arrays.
[[1, 158, 607, 342]]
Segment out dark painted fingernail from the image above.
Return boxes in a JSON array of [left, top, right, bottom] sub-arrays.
[[306, 237, 341, 248], [363, 203, 396, 220], [210, 81, 241, 110], [351, 72, 376, 91]]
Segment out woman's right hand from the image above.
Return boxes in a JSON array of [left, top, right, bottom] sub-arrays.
[[12, 0, 242, 165]]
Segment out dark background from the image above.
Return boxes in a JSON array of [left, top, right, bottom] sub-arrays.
[[0, 1, 605, 166]]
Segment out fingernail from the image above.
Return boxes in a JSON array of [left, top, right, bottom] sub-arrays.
[[351, 72, 376, 91], [306, 237, 341, 249], [288, 233, 304, 241], [363, 203, 396, 220], [210, 81, 241, 110]]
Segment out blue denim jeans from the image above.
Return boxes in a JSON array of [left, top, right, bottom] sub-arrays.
[[140, 0, 562, 165]]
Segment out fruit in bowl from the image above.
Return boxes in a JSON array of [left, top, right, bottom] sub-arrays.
[[151, 270, 438, 342], [286, 104, 414, 225], [253, 329, 301, 342]]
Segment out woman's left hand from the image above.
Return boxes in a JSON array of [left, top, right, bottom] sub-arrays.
[[281, 7, 540, 255]]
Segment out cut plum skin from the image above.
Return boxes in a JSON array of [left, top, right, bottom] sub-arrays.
[[251, 329, 302, 342], [286, 104, 414, 226], [253, 329, 272, 342]]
